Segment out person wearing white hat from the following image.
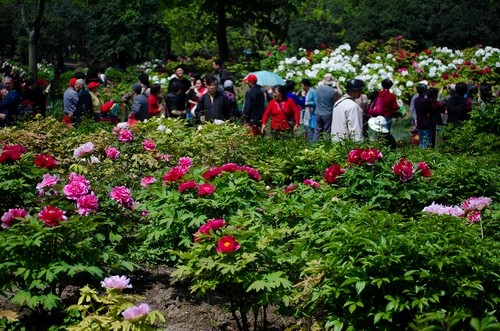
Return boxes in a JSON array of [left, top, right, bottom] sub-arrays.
[[368, 116, 396, 149]]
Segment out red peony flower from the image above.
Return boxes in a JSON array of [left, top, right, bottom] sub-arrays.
[[392, 158, 414, 182], [441, 73, 450, 80], [34, 154, 58, 169], [202, 167, 222, 180], [417, 161, 432, 177], [194, 218, 227, 242], [320, 42, 327, 49], [198, 183, 216, 196], [484, 67, 492, 74], [178, 180, 198, 193], [0, 145, 27, 163], [38, 206, 67, 227], [360, 148, 382, 165], [324, 164, 345, 184], [346, 148, 363, 165], [216, 235, 240, 253], [162, 166, 189, 184]]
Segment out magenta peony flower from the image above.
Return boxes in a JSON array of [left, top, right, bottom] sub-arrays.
[[140, 176, 156, 187], [178, 156, 193, 168], [221, 163, 240, 173], [198, 183, 216, 196], [360, 148, 383, 165], [73, 142, 94, 159], [202, 166, 222, 180], [461, 196, 492, 211], [216, 235, 241, 253], [122, 303, 150, 321], [1, 208, 28, 228], [0, 145, 28, 163], [36, 173, 59, 195], [110, 186, 134, 208], [392, 158, 414, 182], [240, 165, 261, 181], [76, 192, 99, 216], [38, 206, 67, 227], [178, 180, 198, 193], [324, 164, 345, 184], [101, 275, 132, 290], [162, 166, 189, 184], [417, 162, 432, 177], [194, 218, 227, 241], [304, 179, 320, 189], [142, 138, 156, 151], [63, 173, 90, 200], [105, 146, 120, 160], [117, 129, 134, 143], [467, 211, 481, 223]]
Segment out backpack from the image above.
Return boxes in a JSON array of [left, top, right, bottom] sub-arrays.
[[368, 94, 384, 117]]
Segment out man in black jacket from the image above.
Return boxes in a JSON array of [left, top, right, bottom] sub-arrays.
[[242, 74, 265, 135], [196, 77, 230, 123]]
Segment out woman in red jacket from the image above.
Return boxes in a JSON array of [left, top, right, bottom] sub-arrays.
[[261, 85, 300, 138]]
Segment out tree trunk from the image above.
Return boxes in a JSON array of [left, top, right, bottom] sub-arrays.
[[216, 0, 230, 62], [28, 29, 37, 80]]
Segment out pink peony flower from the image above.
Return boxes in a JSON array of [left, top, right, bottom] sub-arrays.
[[216, 235, 241, 253], [36, 173, 59, 195], [105, 146, 120, 160], [284, 183, 298, 194], [162, 166, 189, 184], [178, 180, 198, 193], [461, 197, 492, 211], [110, 186, 134, 208], [360, 148, 383, 165], [198, 183, 216, 196], [101, 275, 132, 290], [278, 44, 287, 52], [117, 129, 134, 143], [422, 202, 464, 218], [417, 162, 432, 177], [467, 211, 481, 223], [140, 176, 156, 187], [122, 303, 150, 321], [142, 139, 156, 151], [324, 164, 346, 184], [63, 173, 90, 200], [76, 192, 99, 216], [221, 163, 240, 173], [178, 156, 193, 168], [304, 179, 320, 189], [38, 206, 67, 227], [202, 166, 222, 180], [73, 142, 94, 159], [1, 208, 28, 228], [392, 158, 414, 182], [159, 154, 171, 162]]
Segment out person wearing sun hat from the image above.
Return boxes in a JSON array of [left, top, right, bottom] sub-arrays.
[[88, 81, 102, 117], [313, 73, 343, 141], [242, 73, 265, 135], [368, 116, 396, 149]]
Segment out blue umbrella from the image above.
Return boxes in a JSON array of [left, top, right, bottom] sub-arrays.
[[244, 71, 285, 86]]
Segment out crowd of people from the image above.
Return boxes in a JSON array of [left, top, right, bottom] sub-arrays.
[[1, 60, 496, 149]]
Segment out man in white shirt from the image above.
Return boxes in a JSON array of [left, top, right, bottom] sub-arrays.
[[331, 79, 364, 142]]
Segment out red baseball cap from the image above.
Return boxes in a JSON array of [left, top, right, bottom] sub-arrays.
[[88, 82, 100, 90], [69, 78, 77, 87], [243, 74, 258, 83]]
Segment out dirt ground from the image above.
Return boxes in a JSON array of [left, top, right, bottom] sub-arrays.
[[0, 266, 297, 330]]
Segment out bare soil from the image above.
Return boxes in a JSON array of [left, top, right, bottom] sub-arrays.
[[0, 266, 297, 331]]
